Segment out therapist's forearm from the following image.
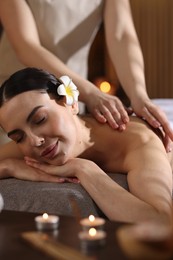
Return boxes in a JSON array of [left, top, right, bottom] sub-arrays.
[[107, 35, 147, 102], [16, 43, 100, 104]]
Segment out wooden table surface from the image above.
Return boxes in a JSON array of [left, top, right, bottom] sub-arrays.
[[0, 210, 172, 260]]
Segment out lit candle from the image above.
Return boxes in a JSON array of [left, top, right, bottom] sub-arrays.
[[78, 227, 106, 250], [80, 215, 105, 230], [35, 213, 59, 231]]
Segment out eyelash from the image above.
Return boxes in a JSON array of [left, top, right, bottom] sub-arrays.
[[35, 116, 46, 125], [15, 133, 25, 143], [16, 137, 23, 143], [12, 116, 47, 143]]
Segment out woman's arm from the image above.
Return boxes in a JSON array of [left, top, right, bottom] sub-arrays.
[[25, 151, 172, 224], [0, 0, 129, 129], [0, 157, 68, 182], [0, 141, 75, 182], [104, 0, 173, 150], [0, 141, 78, 182]]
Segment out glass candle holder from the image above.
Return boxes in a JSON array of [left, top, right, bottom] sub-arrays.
[[79, 227, 106, 251], [80, 215, 105, 231], [35, 213, 59, 231]]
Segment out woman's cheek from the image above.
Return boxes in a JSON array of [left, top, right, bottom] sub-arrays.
[[20, 145, 34, 158]]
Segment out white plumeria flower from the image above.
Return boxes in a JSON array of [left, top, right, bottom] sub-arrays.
[[57, 75, 79, 105]]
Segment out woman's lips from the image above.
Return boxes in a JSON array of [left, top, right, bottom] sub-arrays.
[[41, 142, 58, 159]]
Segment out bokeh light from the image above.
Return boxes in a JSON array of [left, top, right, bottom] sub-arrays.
[[99, 81, 111, 93]]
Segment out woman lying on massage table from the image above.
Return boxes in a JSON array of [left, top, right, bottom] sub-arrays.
[[0, 67, 172, 225]]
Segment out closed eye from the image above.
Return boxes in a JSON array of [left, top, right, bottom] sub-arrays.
[[35, 116, 46, 125], [16, 136, 24, 143], [9, 132, 25, 144]]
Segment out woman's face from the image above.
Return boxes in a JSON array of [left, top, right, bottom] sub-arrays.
[[0, 90, 78, 165]]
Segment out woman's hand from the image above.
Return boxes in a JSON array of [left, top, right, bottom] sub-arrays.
[[0, 158, 78, 183], [85, 90, 132, 131], [24, 156, 97, 180], [131, 97, 173, 152], [24, 157, 81, 183]]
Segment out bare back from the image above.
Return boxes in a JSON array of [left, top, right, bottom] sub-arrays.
[[82, 115, 171, 173]]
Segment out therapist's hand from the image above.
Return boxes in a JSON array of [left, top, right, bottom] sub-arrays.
[[86, 90, 132, 131], [131, 97, 173, 152]]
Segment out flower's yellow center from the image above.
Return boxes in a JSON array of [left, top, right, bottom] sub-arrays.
[[65, 86, 73, 96]]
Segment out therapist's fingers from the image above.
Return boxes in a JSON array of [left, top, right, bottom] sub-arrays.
[[142, 105, 173, 143], [93, 103, 129, 130], [162, 135, 173, 153]]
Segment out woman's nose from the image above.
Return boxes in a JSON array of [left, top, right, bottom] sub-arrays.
[[28, 134, 45, 147]]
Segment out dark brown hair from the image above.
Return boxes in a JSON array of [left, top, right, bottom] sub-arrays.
[[0, 67, 63, 106]]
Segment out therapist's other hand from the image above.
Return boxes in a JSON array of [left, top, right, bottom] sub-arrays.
[[131, 97, 173, 153]]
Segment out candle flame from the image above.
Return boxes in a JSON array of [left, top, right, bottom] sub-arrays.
[[89, 228, 97, 237], [43, 213, 48, 219], [89, 215, 95, 222]]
